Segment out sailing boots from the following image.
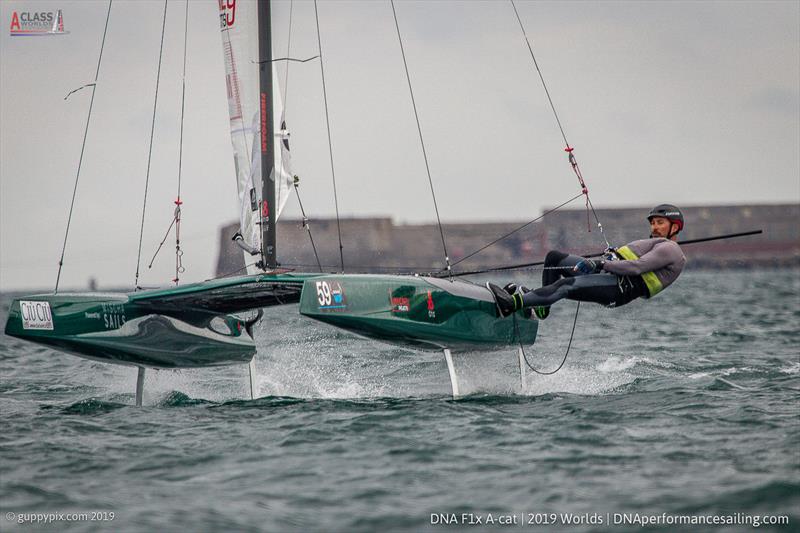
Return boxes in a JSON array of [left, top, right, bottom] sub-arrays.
[[505, 283, 548, 320], [486, 282, 523, 318], [532, 306, 550, 320], [487, 282, 548, 319]]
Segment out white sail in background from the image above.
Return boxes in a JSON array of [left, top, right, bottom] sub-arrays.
[[219, 0, 294, 261], [275, 107, 294, 224]]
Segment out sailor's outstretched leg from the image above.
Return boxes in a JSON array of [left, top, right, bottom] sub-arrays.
[[443, 348, 461, 398], [535, 251, 582, 318], [135, 367, 145, 407], [248, 358, 258, 400], [542, 251, 583, 285], [488, 274, 621, 318]]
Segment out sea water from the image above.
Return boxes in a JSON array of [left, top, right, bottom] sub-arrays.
[[0, 270, 797, 532]]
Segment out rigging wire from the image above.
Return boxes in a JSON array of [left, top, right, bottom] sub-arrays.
[[134, 0, 169, 290], [54, 0, 113, 294], [313, 0, 345, 272], [282, 0, 294, 108], [390, 0, 452, 278], [284, 0, 322, 271], [509, 0, 611, 249], [172, 0, 190, 284], [514, 302, 580, 375]]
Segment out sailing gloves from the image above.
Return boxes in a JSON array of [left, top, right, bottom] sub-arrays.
[[574, 258, 605, 275]]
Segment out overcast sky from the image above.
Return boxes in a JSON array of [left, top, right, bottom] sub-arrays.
[[1, 0, 798, 291]]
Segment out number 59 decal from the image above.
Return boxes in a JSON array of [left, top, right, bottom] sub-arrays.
[[315, 281, 346, 309], [316, 281, 332, 306]]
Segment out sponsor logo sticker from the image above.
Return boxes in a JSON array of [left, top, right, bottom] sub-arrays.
[[391, 296, 410, 313], [10, 9, 67, 36], [20, 301, 54, 330], [219, 0, 236, 30]]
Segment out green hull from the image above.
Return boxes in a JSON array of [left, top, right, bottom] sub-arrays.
[[299, 275, 537, 351], [4, 272, 323, 368]]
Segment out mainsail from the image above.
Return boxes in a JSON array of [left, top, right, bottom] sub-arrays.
[[219, 0, 293, 269]]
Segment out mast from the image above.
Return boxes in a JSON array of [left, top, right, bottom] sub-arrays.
[[257, 0, 276, 269]]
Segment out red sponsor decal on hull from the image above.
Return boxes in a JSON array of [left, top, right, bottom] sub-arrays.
[[391, 297, 410, 313]]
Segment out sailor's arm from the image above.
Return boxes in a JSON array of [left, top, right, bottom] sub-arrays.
[[602, 243, 676, 276]]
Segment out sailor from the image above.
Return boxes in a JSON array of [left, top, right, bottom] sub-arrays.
[[487, 204, 687, 319]]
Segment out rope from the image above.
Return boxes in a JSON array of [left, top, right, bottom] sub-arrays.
[[64, 83, 96, 101], [447, 192, 583, 271], [54, 0, 113, 294], [510, 0, 611, 249], [514, 301, 580, 375], [262, 55, 318, 64], [134, 0, 169, 290], [147, 215, 176, 269], [313, 0, 345, 272], [391, 0, 452, 278], [449, 253, 606, 278], [293, 178, 324, 272], [212, 261, 262, 280], [279, 261, 432, 273]]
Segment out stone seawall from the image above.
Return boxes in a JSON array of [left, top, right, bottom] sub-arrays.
[[217, 204, 799, 276]]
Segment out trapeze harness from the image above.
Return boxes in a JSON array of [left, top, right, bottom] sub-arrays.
[[519, 238, 686, 308]]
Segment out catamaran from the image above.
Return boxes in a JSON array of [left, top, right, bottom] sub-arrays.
[[5, 0, 538, 405]]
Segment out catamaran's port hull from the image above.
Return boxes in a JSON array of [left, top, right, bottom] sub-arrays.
[[299, 275, 538, 351]]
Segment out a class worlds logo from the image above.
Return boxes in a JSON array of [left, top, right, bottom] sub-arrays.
[[10, 9, 67, 36]]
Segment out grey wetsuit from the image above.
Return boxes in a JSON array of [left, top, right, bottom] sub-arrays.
[[519, 239, 685, 308], [602, 238, 685, 294]]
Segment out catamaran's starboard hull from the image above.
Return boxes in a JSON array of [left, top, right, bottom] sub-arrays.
[[299, 275, 538, 351], [4, 293, 256, 368], [3, 273, 323, 368]]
